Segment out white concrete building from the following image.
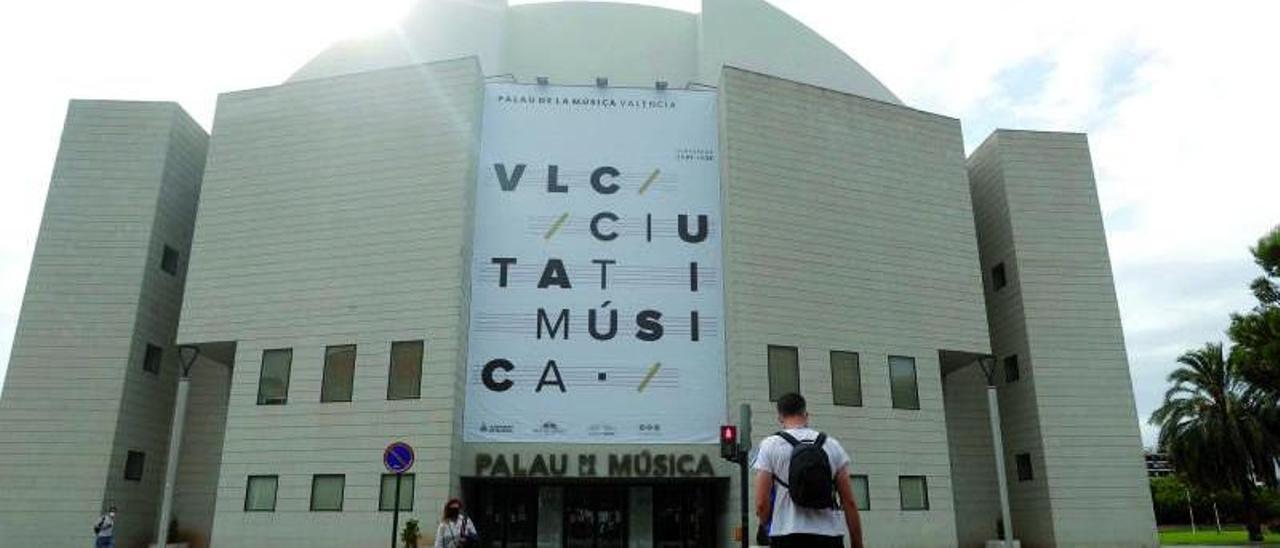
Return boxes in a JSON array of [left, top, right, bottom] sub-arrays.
[[0, 1, 1156, 547]]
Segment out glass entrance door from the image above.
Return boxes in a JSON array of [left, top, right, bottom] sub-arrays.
[[563, 485, 628, 548], [471, 482, 538, 548], [467, 479, 720, 548], [654, 484, 715, 547]]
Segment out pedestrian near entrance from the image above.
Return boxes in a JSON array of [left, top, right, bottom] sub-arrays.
[[753, 393, 864, 548], [434, 498, 479, 548], [92, 506, 116, 548]]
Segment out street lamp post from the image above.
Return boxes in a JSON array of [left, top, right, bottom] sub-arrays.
[[979, 356, 1015, 548], [155, 344, 200, 547]]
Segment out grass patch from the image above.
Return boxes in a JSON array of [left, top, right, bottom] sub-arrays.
[[1159, 525, 1280, 545]]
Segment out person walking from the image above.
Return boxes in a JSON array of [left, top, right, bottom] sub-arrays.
[[753, 393, 864, 548], [433, 498, 478, 548], [92, 506, 116, 548]]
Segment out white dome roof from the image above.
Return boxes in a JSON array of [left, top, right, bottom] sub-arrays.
[[289, 0, 900, 105]]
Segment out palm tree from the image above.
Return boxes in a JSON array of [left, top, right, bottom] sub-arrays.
[[1231, 225, 1280, 395], [1149, 343, 1279, 542]]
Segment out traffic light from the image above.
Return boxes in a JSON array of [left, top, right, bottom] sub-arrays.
[[720, 425, 739, 461]]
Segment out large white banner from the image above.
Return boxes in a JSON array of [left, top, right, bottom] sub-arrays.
[[464, 83, 726, 443]]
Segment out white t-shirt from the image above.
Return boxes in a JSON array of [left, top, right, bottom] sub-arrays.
[[752, 427, 850, 538], [434, 515, 477, 548], [95, 514, 115, 538]]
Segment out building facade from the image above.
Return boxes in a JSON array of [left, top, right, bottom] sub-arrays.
[[0, 1, 1156, 547]]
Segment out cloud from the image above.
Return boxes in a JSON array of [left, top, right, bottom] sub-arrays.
[[771, 0, 1279, 446]]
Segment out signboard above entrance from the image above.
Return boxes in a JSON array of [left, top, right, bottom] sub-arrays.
[[463, 83, 727, 443], [474, 451, 717, 479]]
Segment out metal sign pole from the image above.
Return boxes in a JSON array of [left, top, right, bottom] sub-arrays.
[[739, 455, 748, 548], [384, 442, 415, 548], [739, 403, 751, 548], [392, 472, 402, 548]]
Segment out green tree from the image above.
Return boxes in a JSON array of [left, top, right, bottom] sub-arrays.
[[1149, 343, 1279, 541], [1231, 225, 1280, 394], [1149, 476, 1200, 525], [401, 518, 420, 548]]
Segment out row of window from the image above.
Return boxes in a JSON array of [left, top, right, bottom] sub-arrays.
[[767, 346, 922, 409], [256, 341, 424, 404], [133, 464, 949, 513], [126, 467, 946, 516], [245, 474, 415, 512], [847, 474, 930, 511], [768, 346, 1024, 407], [236, 473, 923, 514]]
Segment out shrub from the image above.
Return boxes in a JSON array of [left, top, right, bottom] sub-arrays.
[[402, 518, 421, 548]]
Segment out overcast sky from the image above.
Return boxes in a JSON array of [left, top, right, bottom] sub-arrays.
[[0, 0, 1276, 446]]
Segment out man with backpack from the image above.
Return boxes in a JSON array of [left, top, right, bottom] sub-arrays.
[[753, 393, 864, 548], [92, 506, 116, 548]]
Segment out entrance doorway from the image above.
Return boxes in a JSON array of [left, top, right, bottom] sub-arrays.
[[564, 485, 627, 548], [653, 485, 714, 547], [465, 479, 720, 548], [470, 482, 538, 547]]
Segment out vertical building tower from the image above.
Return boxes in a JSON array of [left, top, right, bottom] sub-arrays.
[[719, 67, 992, 545], [174, 59, 484, 547], [968, 130, 1156, 545], [0, 101, 207, 547]]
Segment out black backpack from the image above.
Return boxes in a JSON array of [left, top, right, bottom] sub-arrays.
[[773, 431, 836, 509]]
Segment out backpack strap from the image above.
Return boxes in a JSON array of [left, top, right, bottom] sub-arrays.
[[771, 432, 795, 489], [775, 431, 800, 446], [778, 431, 826, 447], [773, 431, 814, 489]]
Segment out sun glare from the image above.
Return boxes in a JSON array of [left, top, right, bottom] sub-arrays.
[[314, 0, 417, 39], [509, 0, 699, 12]]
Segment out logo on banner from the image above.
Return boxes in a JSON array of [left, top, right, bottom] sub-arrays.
[[588, 423, 618, 437], [479, 422, 514, 434], [534, 421, 566, 436]]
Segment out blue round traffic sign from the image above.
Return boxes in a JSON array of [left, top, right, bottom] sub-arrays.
[[384, 441, 415, 474]]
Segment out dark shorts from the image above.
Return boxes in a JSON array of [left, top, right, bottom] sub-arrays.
[[770, 533, 844, 548]]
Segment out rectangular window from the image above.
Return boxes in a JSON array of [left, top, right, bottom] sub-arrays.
[[388, 340, 424, 400], [256, 348, 293, 405], [830, 351, 862, 406], [161, 245, 179, 275], [379, 474, 415, 511], [991, 262, 1008, 290], [899, 476, 929, 510], [143, 344, 163, 375], [1004, 355, 1020, 383], [310, 474, 345, 511], [889, 355, 920, 410], [851, 474, 870, 510], [321, 345, 357, 402], [1016, 453, 1034, 482], [244, 475, 279, 511], [767, 345, 800, 401], [124, 450, 145, 481]]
